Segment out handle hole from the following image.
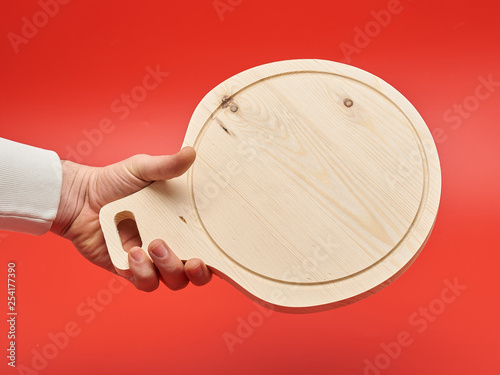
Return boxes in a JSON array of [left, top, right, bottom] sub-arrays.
[[114, 211, 142, 253]]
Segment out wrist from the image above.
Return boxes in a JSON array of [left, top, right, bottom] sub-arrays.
[[50, 160, 95, 238]]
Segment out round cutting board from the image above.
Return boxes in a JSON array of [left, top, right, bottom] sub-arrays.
[[100, 59, 441, 312]]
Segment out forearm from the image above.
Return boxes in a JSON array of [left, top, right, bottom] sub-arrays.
[[0, 138, 62, 235]]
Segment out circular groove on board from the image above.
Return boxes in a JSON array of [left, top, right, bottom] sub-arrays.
[[189, 68, 434, 285]]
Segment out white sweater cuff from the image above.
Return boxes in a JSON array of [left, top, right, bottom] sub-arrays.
[[0, 138, 62, 235]]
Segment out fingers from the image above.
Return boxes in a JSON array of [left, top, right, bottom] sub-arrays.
[[128, 147, 196, 182], [148, 240, 189, 290], [184, 259, 213, 286], [126, 239, 213, 292], [128, 247, 160, 292]]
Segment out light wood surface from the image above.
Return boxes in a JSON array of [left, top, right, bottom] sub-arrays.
[[99, 59, 441, 312]]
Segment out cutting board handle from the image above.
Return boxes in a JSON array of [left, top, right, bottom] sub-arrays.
[[99, 198, 142, 271], [99, 175, 210, 272]]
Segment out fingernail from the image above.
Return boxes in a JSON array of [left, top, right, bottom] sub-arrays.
[[190, 264, 204, 277], [129, 248, 143, 263], [150, 241, 167, 259]]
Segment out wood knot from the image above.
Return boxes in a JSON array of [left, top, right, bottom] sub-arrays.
[[222, 96, 238, 112]]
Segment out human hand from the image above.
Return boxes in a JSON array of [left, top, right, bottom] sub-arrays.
[[50, 147, 212, 291]]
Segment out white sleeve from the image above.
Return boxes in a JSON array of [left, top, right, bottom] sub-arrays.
[[0, 138, 62, 235]]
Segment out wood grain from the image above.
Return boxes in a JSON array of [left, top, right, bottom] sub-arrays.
[[99, 59, 441, 311]]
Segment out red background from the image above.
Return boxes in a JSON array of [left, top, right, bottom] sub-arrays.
[[1, 1, 499, 374]]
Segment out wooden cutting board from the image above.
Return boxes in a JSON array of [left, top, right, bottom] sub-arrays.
[[99, 59, 441, 312]]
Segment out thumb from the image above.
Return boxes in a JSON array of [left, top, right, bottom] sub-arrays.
[[126, 146, 196, 182]]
